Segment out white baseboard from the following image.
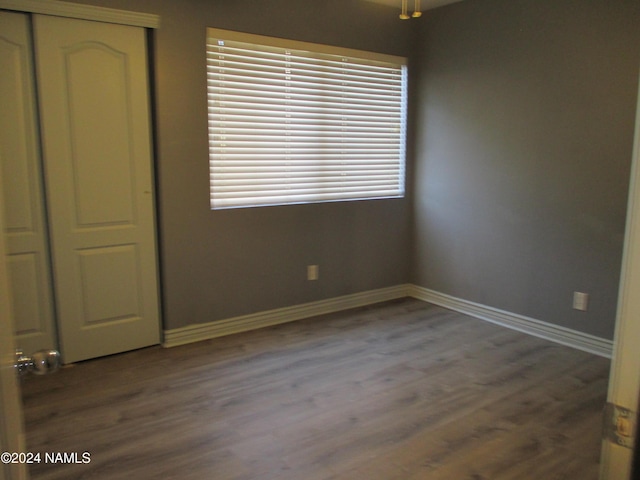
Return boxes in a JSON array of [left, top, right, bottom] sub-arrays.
[[163, 284, 411, 348], [163, 283, 613, 358], [407, 285, 613, 358]]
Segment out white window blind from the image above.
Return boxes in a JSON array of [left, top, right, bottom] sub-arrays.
[[206, 28, 407, 209]]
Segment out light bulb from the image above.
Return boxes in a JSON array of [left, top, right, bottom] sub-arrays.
[[412, 0, 422, 17], [400, 0, 409, 19]]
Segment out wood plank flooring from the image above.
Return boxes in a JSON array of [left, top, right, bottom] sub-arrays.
[[21, 298, 610, 479]]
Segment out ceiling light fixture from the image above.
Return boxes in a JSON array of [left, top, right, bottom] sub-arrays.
[[400, 0, 422, 20]]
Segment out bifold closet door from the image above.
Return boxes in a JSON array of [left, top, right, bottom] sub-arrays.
[[0, 11, 57, 355], [33, 14, 160, 363]]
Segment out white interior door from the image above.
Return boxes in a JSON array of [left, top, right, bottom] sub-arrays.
[[33, 14, 160, 363], [599, 62, 640, 479], [0, 123, 28, 480], [0, 11, 57, 357]]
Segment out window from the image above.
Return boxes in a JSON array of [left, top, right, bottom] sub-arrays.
[[206, 28, 407, 209]]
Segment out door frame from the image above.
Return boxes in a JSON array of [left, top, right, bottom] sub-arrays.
[[599, 60, 640, 479], [0, 0, 159, 28]]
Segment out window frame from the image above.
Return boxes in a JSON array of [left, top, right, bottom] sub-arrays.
[[206, 28, 408, 210]]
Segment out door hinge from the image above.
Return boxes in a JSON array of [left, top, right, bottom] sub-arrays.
[[603, 402, 636, 449]]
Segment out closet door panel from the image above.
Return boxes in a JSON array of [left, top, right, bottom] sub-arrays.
[[34, 14, 160, 363], [0, 11, 57, 354], [66, 43, 135, 226]]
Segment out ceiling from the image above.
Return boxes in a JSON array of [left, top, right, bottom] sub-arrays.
[[362, 0, 465, 12]]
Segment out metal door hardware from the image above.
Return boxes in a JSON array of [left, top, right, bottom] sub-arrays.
[[15, 349, 61, 376]]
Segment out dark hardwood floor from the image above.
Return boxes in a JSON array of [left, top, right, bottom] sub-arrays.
[[21, 298, 610, 479]]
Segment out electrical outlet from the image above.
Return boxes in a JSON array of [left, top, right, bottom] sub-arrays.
[[573, 292, 589, 311], [307, 265, 319, 281]]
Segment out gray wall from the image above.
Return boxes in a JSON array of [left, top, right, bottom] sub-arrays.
[[67, 0, 414, 330], [412, 0, 640, 339], [66, 0, 640, 341]]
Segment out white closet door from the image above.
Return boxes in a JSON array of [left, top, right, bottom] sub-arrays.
[[33, 14, 160, 363], [0, 11, 57, 355]]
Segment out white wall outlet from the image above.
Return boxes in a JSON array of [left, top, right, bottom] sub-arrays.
[[573, 292, 589, 311], [307, 265, 319, 281]]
